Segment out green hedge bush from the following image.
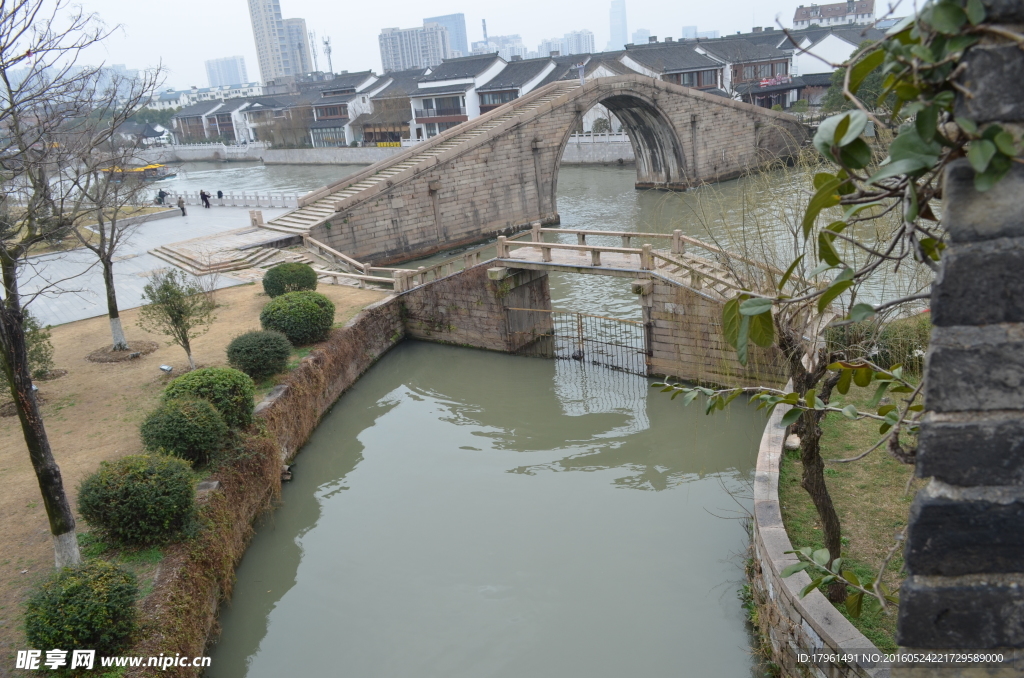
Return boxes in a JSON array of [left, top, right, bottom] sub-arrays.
[[226, 330, 291, 380], [25, 561, 138, 657], [163, 367, 256, 429], [78, 455, 196, 546], [259, 291, 335, 345], [140, 397, 228, 465], [262, 262, 318, 298]]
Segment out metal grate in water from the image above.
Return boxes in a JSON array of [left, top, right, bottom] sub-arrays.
[[506, 307, 649, 376]]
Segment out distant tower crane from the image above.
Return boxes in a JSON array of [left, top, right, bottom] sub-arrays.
[[309, 30, 320, 72], [322, 36, 333, 75]]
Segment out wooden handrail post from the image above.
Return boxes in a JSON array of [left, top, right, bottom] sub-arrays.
[[497, 236, 508, 257], [591, 249, 601, 266], [392, 270, 405, 292], [463, 252, 473, 268], [692, 271, 702, 289], [641, 244, 652, 270], [621, 235, 631, 248], [542, 245, 552, 262], [531, 222, 542, 242], [577, 233, 586, 246], [672, 229, 684, 254]]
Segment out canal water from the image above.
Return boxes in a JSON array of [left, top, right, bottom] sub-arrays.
[[206, 342, 764, 677]]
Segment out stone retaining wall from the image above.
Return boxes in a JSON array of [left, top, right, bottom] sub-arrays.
[[750, 397, 889, 678]]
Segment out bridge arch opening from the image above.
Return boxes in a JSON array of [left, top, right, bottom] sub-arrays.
[[553, 92, 689, 208]]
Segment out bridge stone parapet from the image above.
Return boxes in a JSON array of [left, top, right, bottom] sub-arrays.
[[276, 76, 807, 266]]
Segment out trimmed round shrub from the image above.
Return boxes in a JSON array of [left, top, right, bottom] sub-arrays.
[[226, 330, 291, 380], [163, 367, 256, 429], [79, 455, 196, 546], [260, 291, 335, 345], [140, 397, 228, 465], [262, 262, 318, 298], [25, 560, 138, 657]]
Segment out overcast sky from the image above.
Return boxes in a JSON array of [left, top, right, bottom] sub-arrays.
[[77, 0, 815, 89]]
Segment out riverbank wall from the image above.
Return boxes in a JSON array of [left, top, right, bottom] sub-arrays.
[[138, 138, 635, 167], [749, 397, 889, 678]]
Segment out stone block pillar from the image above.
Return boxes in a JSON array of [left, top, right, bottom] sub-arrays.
[[896, 3, 1024, 671]]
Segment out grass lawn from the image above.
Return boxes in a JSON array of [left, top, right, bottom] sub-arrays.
[[778, 381, 925, 651]]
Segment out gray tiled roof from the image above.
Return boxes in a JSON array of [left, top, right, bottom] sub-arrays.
[[315, 70, 376, 92], [477, 59, 553, 91], [173, 100, 223, 118], [372, 68, 428, 100], [621, 43, 723, 73], [694, 38, 789, 63], [414, 82, 474, 96], [420, 54, 502, 82]]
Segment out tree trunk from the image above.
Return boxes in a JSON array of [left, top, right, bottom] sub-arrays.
[[101, 259, 128, 351], [799, 408, 846, 603], [183, 336, 196, 370], [0, 261, 81, 568]]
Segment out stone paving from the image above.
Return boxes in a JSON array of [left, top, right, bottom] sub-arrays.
[[19, 206, 287, 327]]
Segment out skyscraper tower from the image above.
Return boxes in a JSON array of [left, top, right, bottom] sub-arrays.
[[247, 0, 311, 83], [424, 13, 468, 55], [608, 0, 627, 51]]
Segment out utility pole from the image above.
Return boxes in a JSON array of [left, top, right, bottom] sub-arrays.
[[322, 36, 333, 75], [309, 30, 320, 72], [482, 19, 488, 43]]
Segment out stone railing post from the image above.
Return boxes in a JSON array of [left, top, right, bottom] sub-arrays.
[[896, 3, 1024, 671]]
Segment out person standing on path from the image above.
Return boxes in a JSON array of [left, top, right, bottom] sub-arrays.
[[177, 196, 186, 216], [200, 190, 211, 208], [217, 190, 223, 199]]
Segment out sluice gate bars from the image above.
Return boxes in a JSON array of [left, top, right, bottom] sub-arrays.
[[505, 307, 649, 377]]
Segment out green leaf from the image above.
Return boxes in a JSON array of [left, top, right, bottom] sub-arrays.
[[965, 0, 986, 25], [868, 158, 930, 184], [839, 138, 873, 170], [837, 369, 852, 395], [803, 179, 843, 238], [749, 309, 775, 348], [817, 279, 855, 313], [930, 1, 967, 33], [722, 298, 742, 347], [994, 131, 1017, 156], [781, 561, 811, 578], [812, 548, 831, 566], [818, 231, 842, 266], [956, 116, 978, 135], [801, 578, 824, 598], [854, 367, 873, 387], [780, 407, 803, 428], [837, 110, 868, 147], [813, 172, 837, 190], [915, 105, 939, 143], [975, 152, 1013, 192], [807, 262, 835, 278], [846, 591, 864, 618], [681, 390, 699, 406], [849, 50, 885, 95], [868, 382, 891, 408], [814, 118, 844, 161], [778, 254, 805, 291], [842, 404, 859, 419], [849, 303, 875, 321], [889, 125, 942, 167], [968, 139, 997, 173], [736, 314, 750, 366], [739, 297, 774, 316], [877, 404, 896, 416], [842, 570, 861, 587]]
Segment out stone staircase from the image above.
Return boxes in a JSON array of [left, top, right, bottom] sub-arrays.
[[260, 81, 581, 237], [150, 243, 316, 276]]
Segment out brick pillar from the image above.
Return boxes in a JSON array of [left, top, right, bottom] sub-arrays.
[[896, 3, 1024, 672]]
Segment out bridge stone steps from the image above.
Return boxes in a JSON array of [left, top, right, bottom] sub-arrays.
[[262, 81, 581, 235]]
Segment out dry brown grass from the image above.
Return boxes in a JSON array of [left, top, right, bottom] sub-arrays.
[[0, 281, 386, 669]]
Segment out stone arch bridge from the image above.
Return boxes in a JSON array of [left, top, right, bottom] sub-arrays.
[[258, 75, 807, 265]]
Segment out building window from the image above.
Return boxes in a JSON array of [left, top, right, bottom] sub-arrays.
[[698, 70, 717, 87], [480, 91, 517, 106], [758, 63, 771, 78], [425, 122, 438, 137], [743, 65, 756, 80], [774, 62, 788, 76], [680, 72, 696, 87]]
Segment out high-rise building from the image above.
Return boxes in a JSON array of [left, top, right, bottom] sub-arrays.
[[379, 23, 451, 72], [631, 28, 651, 44], [247, 0, 311, 82], [284, 19, 312, 75], [423, 13, 468, 55], [681, 26, 697, 39], [205, 56, 249, 87], [536, 37, 565, 57], [697, 29, 720, 39], [608, 0, 627, 51], [564, 30, 595, 55]]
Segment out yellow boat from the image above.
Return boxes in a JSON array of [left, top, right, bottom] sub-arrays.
[[100, 163, 178, 181]]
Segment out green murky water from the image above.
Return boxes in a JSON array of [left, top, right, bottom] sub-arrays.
[[206, 342, 765, 677]]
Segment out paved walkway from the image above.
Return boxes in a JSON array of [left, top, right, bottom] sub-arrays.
[[19, 207, 288, 327]]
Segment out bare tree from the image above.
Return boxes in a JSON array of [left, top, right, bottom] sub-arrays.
[[69, 70, 163, 350], [0, 0, 123, 567]]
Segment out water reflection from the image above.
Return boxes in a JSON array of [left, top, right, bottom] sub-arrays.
[[208, 342, 763, 678]]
